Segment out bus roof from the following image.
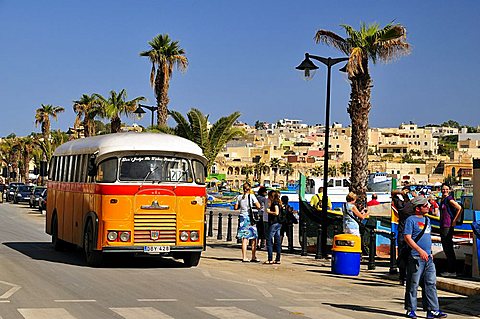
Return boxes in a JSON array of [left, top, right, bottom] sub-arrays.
[[54, 132, 206, 162]]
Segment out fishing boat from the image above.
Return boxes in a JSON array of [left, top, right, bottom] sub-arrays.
[[367, 172, 392, 193]]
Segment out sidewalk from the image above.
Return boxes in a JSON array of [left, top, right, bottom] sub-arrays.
[[205, 236, 480, 316], [206, 234, 480, 297], [205, 209, 480, 298]]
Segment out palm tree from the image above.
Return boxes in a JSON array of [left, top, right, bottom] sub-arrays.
[[254, 161, 266, 184], [0, 137, 21, 182], [309, 165, 323, 177], [140, 34, 188, 126], [340, 162, 351, 176], [281, 162, 294, 184], [95, 90, 145, 133], [241, 164, 254, 181], [328, 165, 337, 177], [35, 104, 65, 140], [169, 108, 244, 172], [315, 22, 410, 205], [73, 94, 102, 137], [18, 136, 35, 183], [269, 158, 281, 183]]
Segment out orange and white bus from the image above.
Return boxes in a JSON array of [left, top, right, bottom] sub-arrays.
[[46, 132, 207, 267]]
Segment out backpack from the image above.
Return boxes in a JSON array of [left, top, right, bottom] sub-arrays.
[[313, 194, 322, 211], [443, 198, 464, 226], [278, 204, 288, 224]]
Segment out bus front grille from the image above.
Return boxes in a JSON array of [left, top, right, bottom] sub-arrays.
[[134, 213, 176, 244]]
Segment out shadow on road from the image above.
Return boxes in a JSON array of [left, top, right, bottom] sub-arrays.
[[3, 242, 189, 269], [323, 302, 405, 317]]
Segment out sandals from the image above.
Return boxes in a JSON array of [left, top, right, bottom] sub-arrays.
[[242, 259, 249, 263], [250, 258, 260, 263], [274, 260, 281, 264], [263, 260, 274, 264]]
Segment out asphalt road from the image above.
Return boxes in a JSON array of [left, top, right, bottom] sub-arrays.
[[0, 202, 477, 319]]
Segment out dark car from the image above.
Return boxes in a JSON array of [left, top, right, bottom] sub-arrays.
[[6, 182, 25, 202], [13, 185, 34, 204], [38, 189, 47, 212], [29, 186, 46, 208]]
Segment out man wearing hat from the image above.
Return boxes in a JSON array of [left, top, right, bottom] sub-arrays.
[[403, 196, 447, 319]]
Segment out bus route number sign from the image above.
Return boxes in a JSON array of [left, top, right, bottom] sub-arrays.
[[144, 246, 171, 254]]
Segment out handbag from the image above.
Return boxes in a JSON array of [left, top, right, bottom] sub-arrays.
[[248, 194, 259, 225], [397, 217, 428, 266]]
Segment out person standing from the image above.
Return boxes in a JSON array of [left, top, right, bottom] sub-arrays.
[[310, 186, 332, 211], [235, 182, 261, 262], [438, 183, 462, 277], [256, 186, 268, 250], [404, 196, 447, 319], [343, 192, 368, 237], [367, 193, 380, 207], [428, 195, 439, 216], [264, 190, 282, 264]]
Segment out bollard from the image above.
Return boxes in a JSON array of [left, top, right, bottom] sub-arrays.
[[208, 211, 214, 237], [217, 213, 223, 240], [315, 223, 322, 259], [288, 224, 294, 253], [389, 232, 398, 274], [226, 213, 232, 241], [301, 215, 307, 256], [368, 228, 376, 270]]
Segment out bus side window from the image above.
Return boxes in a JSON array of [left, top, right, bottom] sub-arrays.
[[96, 158, 118, 183], [192, 160, 206, 184]]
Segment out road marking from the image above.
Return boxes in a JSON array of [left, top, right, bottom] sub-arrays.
[[0, 300, 10, 303], [18, 308, 76, 319], [0, 280, 21, 299], [215, 298, 256, 301], [198, 306, 267, 318], [281, 306, 354, 319], [54, 299, 96, 303], [137, 299, 177, 302], [278, 287, 350, 295], [111, 307, 174, 319]]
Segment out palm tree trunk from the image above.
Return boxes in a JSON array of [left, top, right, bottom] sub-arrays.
[[155, 72, 170, 126], [348, 72, 372, 209], [111, 117, 121, 133]]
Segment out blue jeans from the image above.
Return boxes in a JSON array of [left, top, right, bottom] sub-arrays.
[[267, 222, 282, 262], [405, 255, 439, 311]]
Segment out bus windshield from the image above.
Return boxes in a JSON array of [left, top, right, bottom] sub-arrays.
[[119, 155, 193, 182]]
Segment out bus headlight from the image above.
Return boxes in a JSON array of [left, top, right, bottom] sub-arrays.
[[190, 231, 199, 241], [119, 231, 130, 242], [107, 231, 118, 241], [180, 231, 189, 242]]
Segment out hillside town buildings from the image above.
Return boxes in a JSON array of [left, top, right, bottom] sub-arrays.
[[213, 120, 472, 188]]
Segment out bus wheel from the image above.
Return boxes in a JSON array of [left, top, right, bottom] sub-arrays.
[[83, 220, 103, 267], [52, 215, 67, 251], [183, 252, 201, 267]]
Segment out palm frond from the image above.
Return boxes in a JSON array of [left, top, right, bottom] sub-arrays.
[[314, 30, 349, 55]]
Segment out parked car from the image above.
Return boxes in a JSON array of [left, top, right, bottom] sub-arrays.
[[13, 185, 34, 204], [29, 186, 46, 208], [6, 182, 25, 202], [38, 189, 47, 212]]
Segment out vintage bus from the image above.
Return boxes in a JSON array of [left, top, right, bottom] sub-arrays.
[[46, 132, 207, 267]]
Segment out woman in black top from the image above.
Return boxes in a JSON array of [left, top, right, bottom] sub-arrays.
[[264, 190, 282, 264]]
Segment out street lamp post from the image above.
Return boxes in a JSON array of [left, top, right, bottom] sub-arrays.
[[134, 104, 156, 127], [296, 52, 348, 258]]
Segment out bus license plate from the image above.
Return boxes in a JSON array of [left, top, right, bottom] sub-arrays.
[[144, 246, 171, 254]]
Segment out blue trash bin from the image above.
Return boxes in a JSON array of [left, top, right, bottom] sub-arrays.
[[331, 234, 361, 276]]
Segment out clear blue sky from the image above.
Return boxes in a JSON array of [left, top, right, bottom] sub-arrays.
[[1, 1, 479, 137]]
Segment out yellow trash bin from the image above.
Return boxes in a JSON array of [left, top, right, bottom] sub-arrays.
[[331, 234, 361, 276]]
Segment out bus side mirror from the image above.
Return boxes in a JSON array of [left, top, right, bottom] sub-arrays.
[[87, 156, 97, 176]]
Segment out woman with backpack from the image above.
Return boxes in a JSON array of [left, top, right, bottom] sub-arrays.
[[438, 183, 462, 277]]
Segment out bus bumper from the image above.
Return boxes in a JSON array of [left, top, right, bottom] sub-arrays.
[[102, 246, 203, 253]]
